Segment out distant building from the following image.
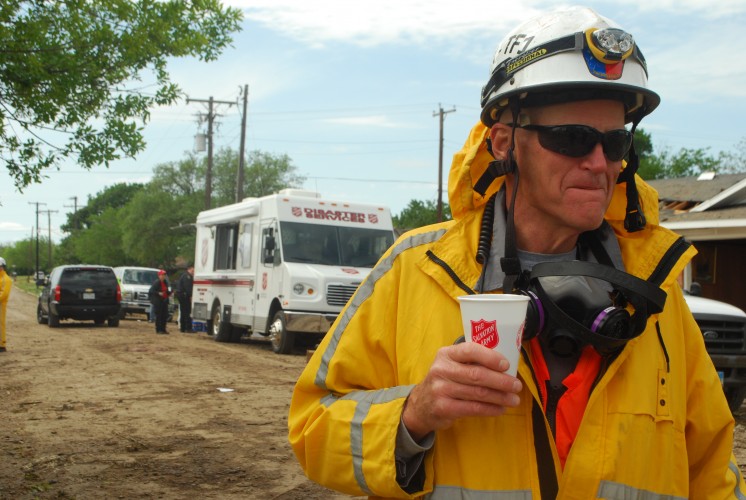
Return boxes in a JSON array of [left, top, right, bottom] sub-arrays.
[[648, 172, 746, 311]]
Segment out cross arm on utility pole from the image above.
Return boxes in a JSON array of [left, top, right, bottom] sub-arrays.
[[186, 95, 237, 210]]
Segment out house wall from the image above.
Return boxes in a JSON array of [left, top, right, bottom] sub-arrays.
[[690, 238, 746, 312]]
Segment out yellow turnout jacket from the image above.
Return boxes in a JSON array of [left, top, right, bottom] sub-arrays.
[[288, 122, 746, 499]]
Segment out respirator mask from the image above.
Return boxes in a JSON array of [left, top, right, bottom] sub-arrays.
[[514, 260, 667, 357]]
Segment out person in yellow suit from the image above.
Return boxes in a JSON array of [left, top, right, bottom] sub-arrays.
[[0, 257, 12, 352], [288, 6, 746, 499]]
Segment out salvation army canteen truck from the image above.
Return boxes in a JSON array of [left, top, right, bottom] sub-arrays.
[[192, 189, 396, 354]]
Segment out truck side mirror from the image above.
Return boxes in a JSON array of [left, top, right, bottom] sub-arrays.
[[263, 234, 276, 264]]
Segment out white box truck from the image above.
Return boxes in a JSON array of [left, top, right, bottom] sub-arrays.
[[192, 189, 396, 354]]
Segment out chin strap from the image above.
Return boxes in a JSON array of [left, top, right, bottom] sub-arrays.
[[474, 157, 513, 196], [617, 116, 646, 232]]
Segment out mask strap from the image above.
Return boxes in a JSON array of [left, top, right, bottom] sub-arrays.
[[495, 99, 522, 292]]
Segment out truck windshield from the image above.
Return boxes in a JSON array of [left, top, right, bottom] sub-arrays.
[[122, 269, 159, 285], [280, 222, 394, 267]]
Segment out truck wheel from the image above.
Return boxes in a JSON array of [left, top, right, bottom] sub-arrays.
[[36, 304, 46, 324], [269, 311, 295, 354], [213, 305, 233, 342], [206, 304, 219, 336], [107, 317, 120, 328], [725, 387, 746, 413], [48, 310, 60, 328]]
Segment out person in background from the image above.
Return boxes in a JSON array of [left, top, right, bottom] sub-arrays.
[[287, 6, 745, 498], [175, 264, 194, 333], [0, 257, 12, 352], [148, 269, 171, 334]]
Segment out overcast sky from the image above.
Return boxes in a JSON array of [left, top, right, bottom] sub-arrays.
[[2, 0, 745, 247]]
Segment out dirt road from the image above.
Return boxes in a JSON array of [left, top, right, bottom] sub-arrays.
[[3, 288, 746, 499], [0, 288, 355, 499]]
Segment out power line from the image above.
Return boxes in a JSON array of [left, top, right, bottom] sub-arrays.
[[306, 176, 435, 185]]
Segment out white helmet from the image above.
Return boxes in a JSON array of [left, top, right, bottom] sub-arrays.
[[0, 257, 6, 267], [480, 6, 660, 127]]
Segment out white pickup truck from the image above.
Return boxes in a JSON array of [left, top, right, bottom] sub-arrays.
[[684, 290, 746, 413]]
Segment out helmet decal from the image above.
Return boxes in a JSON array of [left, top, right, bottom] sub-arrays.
[[582, 46, 624, 80]]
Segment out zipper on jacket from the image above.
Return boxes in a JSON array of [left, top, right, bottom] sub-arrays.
[[647, 236, 690, 286], [545, 382, 567, 437], [426, 250, 475, 295]]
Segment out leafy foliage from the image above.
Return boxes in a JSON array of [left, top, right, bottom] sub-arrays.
[[393, 199, 451, 231], [54, 147, 306, 267], [635, 129, 720, 180], [61, 182, 145, 232], [717, 137, 746, 173], [0, 0, 242, 190]]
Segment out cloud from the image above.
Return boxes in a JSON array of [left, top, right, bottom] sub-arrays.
[[227, 0, 746, 49], [230, 0, 539, 48], [321, 115, 411, 128], [0, 221, 26, 232]]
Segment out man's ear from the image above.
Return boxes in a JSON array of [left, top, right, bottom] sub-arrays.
[[489, 123, 512, 159]]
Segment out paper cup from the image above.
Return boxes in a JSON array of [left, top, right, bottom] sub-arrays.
[[457, 294, 529, 377]]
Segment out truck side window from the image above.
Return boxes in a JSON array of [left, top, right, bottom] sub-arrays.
[[262, 226, 278, 265], [215, 224, 238, 270]]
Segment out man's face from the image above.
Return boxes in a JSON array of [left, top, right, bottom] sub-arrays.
[[497, 99, 626, 250], [188, 267, 194, 275]]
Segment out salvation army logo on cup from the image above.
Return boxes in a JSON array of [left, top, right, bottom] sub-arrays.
[[516, 321, 525, 350], [457, 294, 530, 378], [470, 319, 499, 349]]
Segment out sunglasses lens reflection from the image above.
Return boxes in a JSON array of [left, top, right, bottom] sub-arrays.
[[530, 125, 632, 161]]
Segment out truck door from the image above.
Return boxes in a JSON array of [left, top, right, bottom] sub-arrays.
[[255, 219, 280, 333]]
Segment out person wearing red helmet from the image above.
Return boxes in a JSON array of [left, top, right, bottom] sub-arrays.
[[289, 7, 745, 498], [148, 269, 171, 334]]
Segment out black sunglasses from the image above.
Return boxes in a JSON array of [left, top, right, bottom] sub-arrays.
[[515, 124, 633, 162]]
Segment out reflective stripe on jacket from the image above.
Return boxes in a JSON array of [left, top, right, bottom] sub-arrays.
[[288, 122, 746, 499]]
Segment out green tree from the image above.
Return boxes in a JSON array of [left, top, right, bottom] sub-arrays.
[[150, 147, 306, 209], [717, 137, 746, 173], [634, 128, 721, 180], [120, 185, 184, 267], [72, 208, 128, 265], [0, 0, 242, 190], [1, 237, 41, 275], [62, 183, 145, 232], [244, 150, 306, 200], [393, 199, 451, 232]]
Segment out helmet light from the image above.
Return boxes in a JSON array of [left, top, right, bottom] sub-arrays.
[[587, 28, 634, 64]]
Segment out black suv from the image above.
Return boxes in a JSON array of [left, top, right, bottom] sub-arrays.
[[37, 265, 122, 328]]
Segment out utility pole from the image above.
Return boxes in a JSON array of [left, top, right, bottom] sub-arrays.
[[187, 95, 236, 210], [28, 201, 46, 282], [64, 196, 79, 231], [40, 209, 58, 269], [236, 84, 249, 203], [433, 104, 456, 222]]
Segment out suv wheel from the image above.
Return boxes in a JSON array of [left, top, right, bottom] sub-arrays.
[[36, 304, 46, 324], [48, 309, 60, 328], [107, 317, 120, 328]]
